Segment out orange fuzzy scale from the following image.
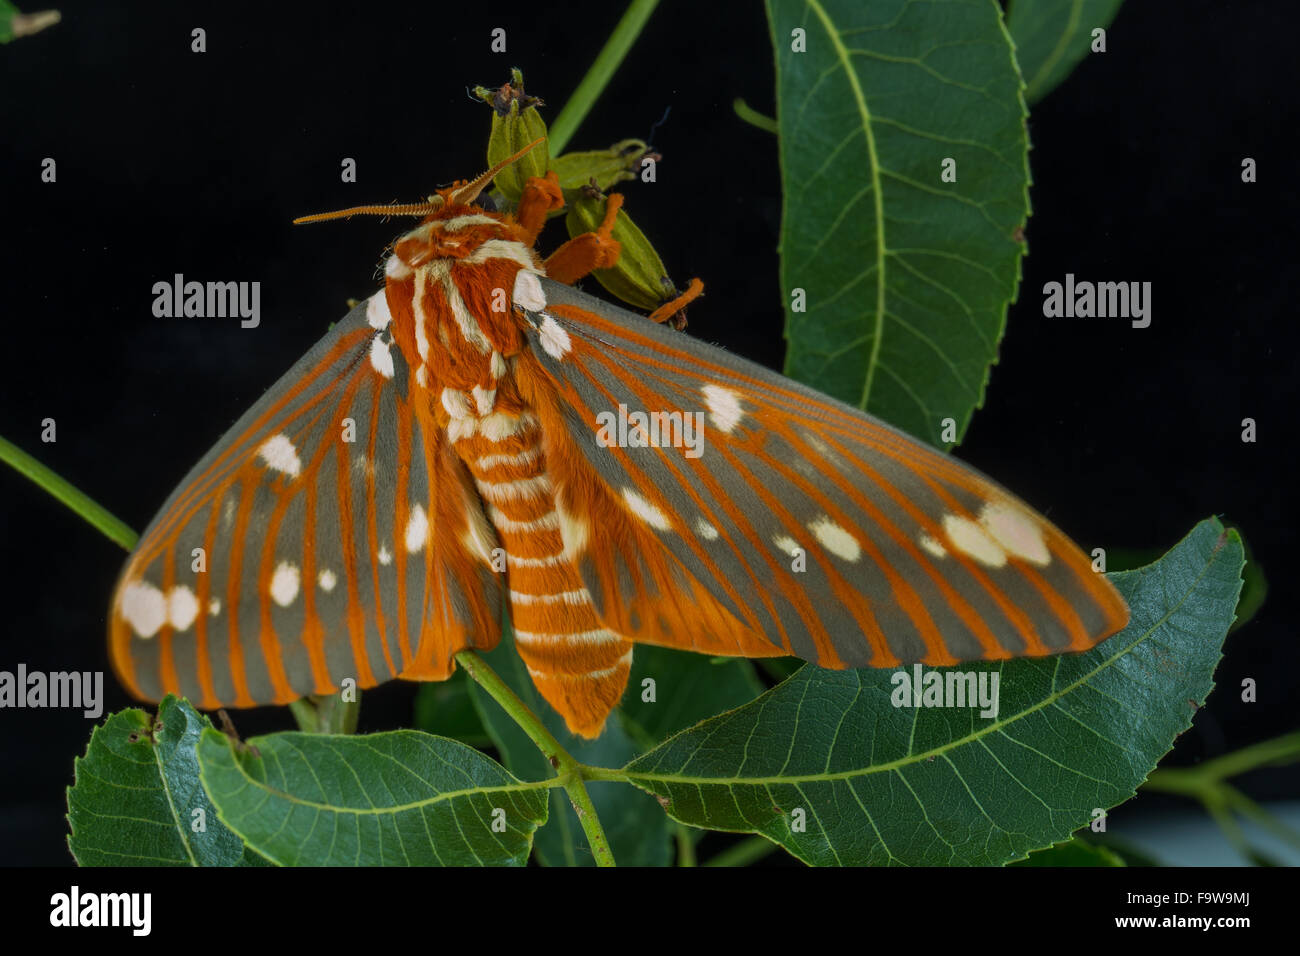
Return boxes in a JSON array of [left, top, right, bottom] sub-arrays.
[[381, 172, 636, 736]]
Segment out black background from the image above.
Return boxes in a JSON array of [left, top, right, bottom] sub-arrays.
[[1, 0, 1296, 868]]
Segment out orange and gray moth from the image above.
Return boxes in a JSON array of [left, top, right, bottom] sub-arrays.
[[109, 165, 1129, 739]]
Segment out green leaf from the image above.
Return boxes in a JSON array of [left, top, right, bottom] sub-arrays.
[[197, 728, 548, 866], [1006, 0, 1125, 104], [767, 0, 1030, 447], [414, 670, 493, 749], [468, 629, 673, 866], [621, 518, 1243, 866], [67, 696, 246, 866], [621, 645, 766, 744], [1014, 836, 1125, 866]]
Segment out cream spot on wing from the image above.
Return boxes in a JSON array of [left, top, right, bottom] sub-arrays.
[[512, 269, 547, 312], [538, 314, 571, 359], [405, 503, 429, 553], [120, 581, 166, 638], [979, 501, 1050, 566], [557, 493, 590, 556], [942, 514, 1007, 567], [695, 517, 720, 540], [918, 532, 948, 558], [384, 254, 412, 280], [461, 506, 497, 565], [369, 335, 394, 378], [378, 545, 393, 566], [621, 487, 672, 531], [270, 561, 301, 607], [365, 291, 392, 330], [490, 350, 508, 379], [772, 535, 802, 557], [167, 585, 199, 632], [701, 384, 744, 433], [416, 365, 429, 388], [318, 568, 337, 592], [808, 515, 861, 562], [209, 598, 222, 617], [258, 434, 302, 478]]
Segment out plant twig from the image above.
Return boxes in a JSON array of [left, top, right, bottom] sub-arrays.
[[704, 835, 780, 867], [547, 0, 661, 154], [0, 435, 137, 551], [456, 650, 616, 866], [733, 97, 778, 134]]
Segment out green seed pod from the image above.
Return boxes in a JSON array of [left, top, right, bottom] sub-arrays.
[[552, 139, 652, 198], [566, 188, 680, 314], [475, 69, 549, 203]]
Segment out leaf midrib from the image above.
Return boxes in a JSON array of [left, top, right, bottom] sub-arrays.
[[204, 732, 555, 817], [803, 0, 887, 411]]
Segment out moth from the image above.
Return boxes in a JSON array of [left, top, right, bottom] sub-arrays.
[[109, 141, 1129, 738]]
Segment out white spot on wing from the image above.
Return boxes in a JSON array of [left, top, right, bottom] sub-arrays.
[[701, 384, 744, 433], [318, 568, 337, 592], [538, 314, 571, 359], [979, 501, 1050, 566], [258, 434, 302, 478], [369, 335, 394, 378], [772, 535, 801, 557], [808, 515, 861, 562], [120, 580, 166, 638], [209, 598, 222, 617], [378, 545, 393, 566], [695, 517, 720, 540], [942, 514, 1008, 567], [918, 532, 947, 558], [405, 503, 429, 553], [557, 493, 590, 557], [491, 350, 508, 379], [512, 269, 547, 312], [366, 291, 392, 330], [167, 585, 199, 632], [622, 487, 671, 530], [270, 561, 301, 607]]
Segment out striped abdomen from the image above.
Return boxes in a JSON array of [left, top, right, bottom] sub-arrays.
[[450, 401, 632, 738]]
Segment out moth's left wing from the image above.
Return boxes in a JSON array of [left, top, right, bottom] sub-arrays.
[[110, 294, 503, 711], [514, 276, 1128, 670]]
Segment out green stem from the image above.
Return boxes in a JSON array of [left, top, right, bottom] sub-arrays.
[[732, 97, 778, 134], [1146, 730, 1300, 795], [0, 435, 137, 551], [547, 0, 661, 154], [674, 823, 697, 867], [704, 835, 780, 868], [288, 698, 319, 733], [290, 693, 362, 734], [456, 650, 616, 866]]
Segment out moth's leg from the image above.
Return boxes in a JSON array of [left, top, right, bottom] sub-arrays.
[[648, 277, 704, 326], [516, 171, 565, 245], [540, 192, 624, 284]]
